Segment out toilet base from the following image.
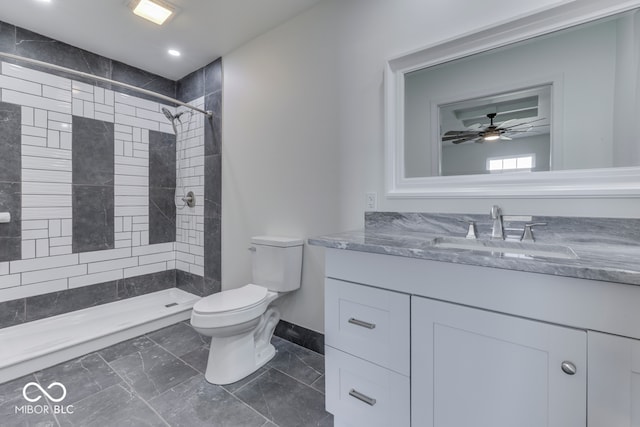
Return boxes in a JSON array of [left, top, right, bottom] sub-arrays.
[[203, 307, 280, 385]]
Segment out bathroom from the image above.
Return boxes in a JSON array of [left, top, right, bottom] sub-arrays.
[[1, 0, 640, 426]]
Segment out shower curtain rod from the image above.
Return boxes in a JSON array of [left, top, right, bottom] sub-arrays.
[[0, 52, 213, 117]]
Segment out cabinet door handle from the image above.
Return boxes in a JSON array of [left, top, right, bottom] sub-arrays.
[[349, 389, 377, 406], [561, 361, 577, 375], [348, 318, 376, 329]]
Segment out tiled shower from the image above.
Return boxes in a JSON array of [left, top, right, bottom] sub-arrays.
[[0, 21, 222, 328]]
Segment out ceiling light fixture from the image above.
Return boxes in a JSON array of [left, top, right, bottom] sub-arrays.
[[168, 49, 181, 57], [129, 0, 176, 25]]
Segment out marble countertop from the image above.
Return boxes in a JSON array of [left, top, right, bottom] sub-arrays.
[[308, 228, 640, 286]]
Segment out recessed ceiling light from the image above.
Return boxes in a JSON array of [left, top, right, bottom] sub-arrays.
[[168, 49, 181, 57], [129, 0, 176, 26]]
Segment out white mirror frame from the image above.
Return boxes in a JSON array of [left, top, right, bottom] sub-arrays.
[[385, 0, 640, 198]]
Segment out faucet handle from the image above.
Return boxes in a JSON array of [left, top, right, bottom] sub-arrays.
[[458, 219, 478, 240], [521, 222, 547, 242]]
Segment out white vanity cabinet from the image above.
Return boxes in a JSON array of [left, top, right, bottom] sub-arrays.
[[324, 278, 411, 427], [411, 296, 586, 427], [322, 248, 640, 427], [588, 332, 640, 426]]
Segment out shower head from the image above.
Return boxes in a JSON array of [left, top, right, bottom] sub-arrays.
[[161, 107, 185, 122], [161, 107, 186, 135], [161, 107, 174, 121]]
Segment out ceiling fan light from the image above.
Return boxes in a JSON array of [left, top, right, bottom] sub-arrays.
[[484, 134, 501, 141]]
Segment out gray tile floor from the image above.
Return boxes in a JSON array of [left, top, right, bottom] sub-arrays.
[[0, 321, 333, 427]]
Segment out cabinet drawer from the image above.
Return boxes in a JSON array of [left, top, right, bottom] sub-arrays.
[[325, 278, 410, 375], [326, 346, 410, 427]]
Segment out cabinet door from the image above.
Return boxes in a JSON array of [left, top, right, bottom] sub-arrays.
[[412, 296, 586, 427], [588, 331, 640, 426]]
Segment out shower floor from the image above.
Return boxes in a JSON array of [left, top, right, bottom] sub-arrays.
[[0, 288, 200, 384]]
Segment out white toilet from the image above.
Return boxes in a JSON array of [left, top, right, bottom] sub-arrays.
[[190, 236, 303, 385]]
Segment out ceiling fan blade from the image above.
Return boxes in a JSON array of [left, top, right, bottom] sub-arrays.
[[503, 117, 547, 129], [472, 137, 484, 143], [442, 132, 477, 141], [466, 123, 483, 130], [499, 135, 512, 141], [451, 136, 478, 144], [497, 119, 517, 128]]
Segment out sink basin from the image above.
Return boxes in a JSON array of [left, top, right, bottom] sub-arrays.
[[431, 237, 579, 260]]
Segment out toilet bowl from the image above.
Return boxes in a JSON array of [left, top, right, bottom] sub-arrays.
[[190, 236, 303, 385]]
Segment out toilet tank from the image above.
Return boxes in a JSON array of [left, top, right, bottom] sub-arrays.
[[250, 236, 303, 292]]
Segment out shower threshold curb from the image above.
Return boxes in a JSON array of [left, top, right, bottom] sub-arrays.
[[0, 288, 200, 384]]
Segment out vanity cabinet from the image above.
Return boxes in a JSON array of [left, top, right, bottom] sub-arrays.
[[588, 332, 640, 426], [324, 278, 411, 427], [411, 296, 586, 426], [321, 248, 640, 427]]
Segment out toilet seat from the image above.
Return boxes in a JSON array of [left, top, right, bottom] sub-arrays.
[[193, 284, 268, 314], [191, 284, 276, 329]]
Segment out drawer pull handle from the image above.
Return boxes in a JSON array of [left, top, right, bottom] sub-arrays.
[[348, 318, 376, 329], [349, 389, 377, 406]]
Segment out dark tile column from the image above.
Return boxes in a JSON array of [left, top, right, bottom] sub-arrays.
[[203, 59, 222, 296], [72, 117, 114, 253], [148, 131, 176, 245], [0, 102, 22, 262]]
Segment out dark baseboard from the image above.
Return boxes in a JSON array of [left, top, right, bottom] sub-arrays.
[[274, 319, 324, 355]]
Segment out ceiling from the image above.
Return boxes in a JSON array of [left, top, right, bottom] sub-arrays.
[[0, 0, 324, 80]]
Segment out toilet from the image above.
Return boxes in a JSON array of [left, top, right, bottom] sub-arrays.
[[190, 236, 303, 385]]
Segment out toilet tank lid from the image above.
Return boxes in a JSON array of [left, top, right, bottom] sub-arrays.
[[251, 236, 304, 247]]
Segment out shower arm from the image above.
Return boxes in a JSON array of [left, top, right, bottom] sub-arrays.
[[0, 52, 213, 118]]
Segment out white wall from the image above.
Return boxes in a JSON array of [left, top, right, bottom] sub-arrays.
[[223, 0, 640, 333], [222, 3, 340, 333]]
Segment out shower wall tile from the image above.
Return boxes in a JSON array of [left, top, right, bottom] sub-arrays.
[[0, 298, 25, 329], [72, 80, 115, 122], [176, 269, 204, 296], [0, 21, 16, 54], [115, 125, 150, 249], [149, 130, 177, 189], [0, 101, 22, 263], [15, 27, 112, 84], [149, 188, 176, 245], [25, 280, 117, 322], [117, 269, 175, 299], [72, 116, 115, 186], [72, 185, 115, 253], [173, 97, 205, 278], [111, 60, 176, 101], [204, 59, 223, 95], [204, 154, 221, 284], [72, 116, 115, 253], [177, 68, 204, 104], [0, 101, 22, 180]]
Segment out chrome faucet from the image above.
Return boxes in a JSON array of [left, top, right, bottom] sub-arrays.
[[490, 205, 504, 240]]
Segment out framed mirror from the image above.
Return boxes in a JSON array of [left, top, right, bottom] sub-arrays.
[[385, 0, 640, 198]]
